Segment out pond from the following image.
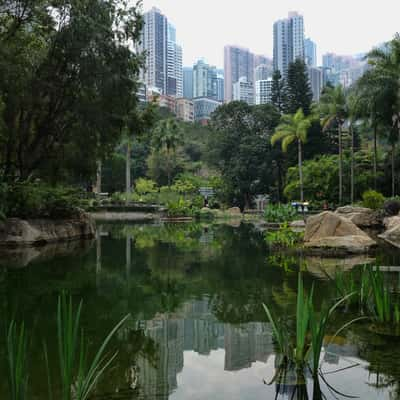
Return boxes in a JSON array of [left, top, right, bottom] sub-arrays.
[[1, 221, 400, 400]]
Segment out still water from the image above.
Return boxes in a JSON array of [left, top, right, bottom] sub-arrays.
[[1, 221, 400, 399]]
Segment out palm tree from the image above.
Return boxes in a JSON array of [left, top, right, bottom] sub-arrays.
[[152, 118, 183, 186], [320, 85, 347, 205], [271, 109, 312, 202], [365, 35, 400, 194]]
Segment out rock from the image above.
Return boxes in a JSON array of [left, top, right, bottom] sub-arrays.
[[378, 217, 400, 248], [335, 206, 383, 228], [290, 220, 306, 228], [0, 212, 95, 247], [304, 211, 376, 254], [226, 207, 242, 216]]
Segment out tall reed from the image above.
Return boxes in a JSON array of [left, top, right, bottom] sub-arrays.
[[6, 320, 29, 400], [50, 292, 129, 400]]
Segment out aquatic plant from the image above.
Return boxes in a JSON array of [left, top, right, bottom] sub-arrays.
[[265, 222, 303, 248], [6, 320, 29, 400], [264, 203, 297, 223], [49, 293, 129, 400], [368, 267, 400, 326], [263, 274, 359, 377]]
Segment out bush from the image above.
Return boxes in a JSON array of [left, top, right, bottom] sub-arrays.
[[3, 182, 82, 219], [383, 199, 400, 216], [166, 198, 194, 218], [265, 222, 303, 248], [134, 178, 158, 195], [362, 190, 385, 210], [264, 204, 297, 223]]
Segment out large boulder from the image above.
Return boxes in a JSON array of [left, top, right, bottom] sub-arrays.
[[378, 216, 400, 248], [0, 211, 95, 247], [304, 211, 376, 254], [335, 206, 383, 228]]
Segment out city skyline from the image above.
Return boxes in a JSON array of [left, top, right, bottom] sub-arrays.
[[141, 0, 399, 68]]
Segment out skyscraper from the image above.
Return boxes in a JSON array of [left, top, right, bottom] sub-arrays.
[[183, 67, 193, 99], [139, 8, 183, 97], [254, 64, 271, 81], [216, 73, 225, 103], [308, 67, 323, 102], [255, 78, 273, 105], [224, 45, 255, 102], [273, 12, 305, 75], [233, 77, 254, 105], [193, 59, 218, 99], [305, 38, 317, 67]]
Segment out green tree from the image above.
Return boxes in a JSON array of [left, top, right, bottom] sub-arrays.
[[151, 118, 184, 186], [271, 70, 285, 113], [208, 102, 280, 207], [271, 109, 312, 202], [0, 0, 144, 184], [320, 85, 347, 205], [282, 60, 313, 116]]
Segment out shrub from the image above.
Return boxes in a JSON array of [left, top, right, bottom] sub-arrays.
[[383, 199, 400, 216], [264, 204, 297, 223], [265, 222, 303, 248], [4, 182, 81, 219], [166, 198, 194, 218], [362, 190, 385, 210], [134, 178, 158, 195]]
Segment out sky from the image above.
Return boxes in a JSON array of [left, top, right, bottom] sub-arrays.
[[140, 0, 400, 68]]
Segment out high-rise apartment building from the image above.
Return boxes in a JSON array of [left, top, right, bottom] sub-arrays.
[[139, 8, 183, 97], [216, 73, 225, 103], [183, 67, 193, 99], [176, 98, 194, 122], [224, 45, 255, 102], [193, 59, 218, 99], [273, 12, 305, 75], [305, 38, 317, 67], [255, 79, 273, 105], [308, 67, 323, 102], [254, 64, 272, 81], [233, 77, 254, 105]]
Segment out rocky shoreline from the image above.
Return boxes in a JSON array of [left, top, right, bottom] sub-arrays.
[[0, 211, 95, 247]]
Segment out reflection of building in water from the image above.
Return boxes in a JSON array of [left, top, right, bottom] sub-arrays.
[[224, 323, 274, 371], [324, 342, 358, 365], [136, 317, 184, 400], [134, 298, 273, 399]]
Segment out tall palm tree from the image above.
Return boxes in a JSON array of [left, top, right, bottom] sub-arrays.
[[365, 35, 400, 194], [320, 85, 347, 205], [152, 118, 183, 186], [271, 109, 312, 202]]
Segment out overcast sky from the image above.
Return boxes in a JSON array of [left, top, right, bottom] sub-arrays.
[[140, 0, 399, 68]]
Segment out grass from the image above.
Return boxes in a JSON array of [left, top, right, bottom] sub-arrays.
[[263, 274, 360, 378], [6, 320, 29, 400], [5, 293, 129, 400]]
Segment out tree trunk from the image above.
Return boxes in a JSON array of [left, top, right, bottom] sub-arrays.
[[392, 143, 396, 197], [96, 160, 102, 194], [298, 139, 304, 203], [126, 139, 131, 200], [167, 149, 172, 187], [338, 122, 343, 205], [350, 123, 354, 204], [373, 123, 378, 190]]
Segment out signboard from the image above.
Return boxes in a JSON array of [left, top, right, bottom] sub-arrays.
[[199, 187, 215, 197]]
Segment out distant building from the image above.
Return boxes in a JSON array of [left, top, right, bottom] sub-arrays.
[[255, 78, 273, 105], [216, 74, 225, 102], [193, 59, 218, 99], [308, 67, 323, 102], [224, 45, 255, 102], [176, 98, 194, 122], [233, 77, 254, 105], [254, 64, 272, 81], [305, 38, 317, 67], [139, 8, 183, 97], [137, 81, 147, 103], [183, 67, 193, 99], [147, 92, 176, 114], [193, 97, 221, 124], [273, 11, 305, 75]]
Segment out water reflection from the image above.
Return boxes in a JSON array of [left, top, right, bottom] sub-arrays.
[[1, 222, 400, 400]]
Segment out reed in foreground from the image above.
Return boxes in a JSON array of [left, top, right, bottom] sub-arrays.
[[6, 320, 29, 400]]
